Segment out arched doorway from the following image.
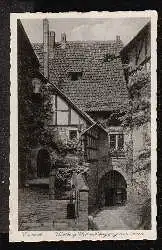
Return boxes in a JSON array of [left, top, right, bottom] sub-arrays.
[[99, 170, 127, 207], [37, 149, 51, 178]]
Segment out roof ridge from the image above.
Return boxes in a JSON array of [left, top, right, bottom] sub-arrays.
[[65, 40, 116, 43], [32, 40, 119, 45], [32, 38, 128, 113], [43, 76, 96, 125]]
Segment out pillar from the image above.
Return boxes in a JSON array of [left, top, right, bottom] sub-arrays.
[[49, 31, 55, 50], [78, 189, 89, 231], [49, 168, 56, 199]]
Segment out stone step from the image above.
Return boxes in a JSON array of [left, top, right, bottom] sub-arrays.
[[53, 221, 78, 231], [53, 222, 69, 231]]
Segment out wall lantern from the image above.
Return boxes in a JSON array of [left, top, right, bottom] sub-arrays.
[[32, 78, 42, 94]]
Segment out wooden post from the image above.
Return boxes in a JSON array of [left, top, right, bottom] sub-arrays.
[[49, 168, 56, 199]]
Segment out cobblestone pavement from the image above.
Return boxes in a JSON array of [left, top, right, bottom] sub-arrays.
[[93, 205, 141, 230]]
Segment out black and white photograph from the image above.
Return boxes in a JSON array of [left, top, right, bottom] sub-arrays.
[[10, 11, 157, 241]]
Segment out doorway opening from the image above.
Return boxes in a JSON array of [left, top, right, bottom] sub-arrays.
[[37, 149, 51, 178], [99, 170, 127, 207]]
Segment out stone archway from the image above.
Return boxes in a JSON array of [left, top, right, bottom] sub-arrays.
[[98, 170, 127, 207], [37, 149, 51, 178]]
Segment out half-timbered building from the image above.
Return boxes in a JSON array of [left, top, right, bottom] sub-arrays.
[[18, 18, 151, 223]]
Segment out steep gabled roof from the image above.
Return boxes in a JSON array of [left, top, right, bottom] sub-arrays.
[[37, 71, 109, 135], [120, 22, 151, 56], [81, 121, 108, 136], [33, 40, 129, 112], [18, 20, 40, 67], [39, 72, 95, 126]]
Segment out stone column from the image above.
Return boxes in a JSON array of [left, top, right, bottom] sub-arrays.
[[49, 168, 56, 199], [49, 31, 55, 51], [61, 32, 66, 49], [78, 189, 89, 231]]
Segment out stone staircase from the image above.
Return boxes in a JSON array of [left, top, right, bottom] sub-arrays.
[[19, 173, 89, 231], [19, 198, 78, 231]]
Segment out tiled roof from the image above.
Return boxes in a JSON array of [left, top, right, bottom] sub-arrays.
[[32, 40, 129, 112]]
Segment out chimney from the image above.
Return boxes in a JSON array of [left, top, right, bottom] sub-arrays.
[[49, 31, 55, 50], [116, 35, 120, 42], [61, 32, 66, 49], [43, 19, 49, 79]]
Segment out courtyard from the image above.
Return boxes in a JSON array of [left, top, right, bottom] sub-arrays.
[[92, 205, 141, 230]]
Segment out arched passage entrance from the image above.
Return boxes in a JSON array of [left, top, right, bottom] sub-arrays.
[[98, 170, 127, 207], [37, 149, 51, 178]]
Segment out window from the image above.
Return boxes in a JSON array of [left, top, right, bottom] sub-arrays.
[[118, 134, 124, 150], [69, 72, 82, 81], [69, 130, 78, 140], [51, 95, 85, 126], [109, 134, 116, 149], [71, 109, 80, 125], [104, 53, 116, 62], [51, 95, 69, 125], [57, 111, 69, 125], [32, 78, 41, 94], [57, 97, 68, 110], [56, 97, 69, 125], [84, 129, 98, 162], [31, 93, 42, 103], [109, 134, 124, 150]]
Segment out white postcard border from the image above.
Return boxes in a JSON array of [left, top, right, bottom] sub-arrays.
[[10, 11, 157, 242]]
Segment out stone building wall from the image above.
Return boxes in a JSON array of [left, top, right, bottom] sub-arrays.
[[129, 169, 151, 206], [120, 22, 151, 207], [18, 186, 50, 230], [48, 124, 87, 144], [18, 21, 46, 186], [86, 161, 98, 211], [95, 124, 135, 207], [27, 121, 88, 180], [86, 123, 134, 210], [132, 122, 150, 160], [86, 129, 112, 212], [130, 122, 151, 204]]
